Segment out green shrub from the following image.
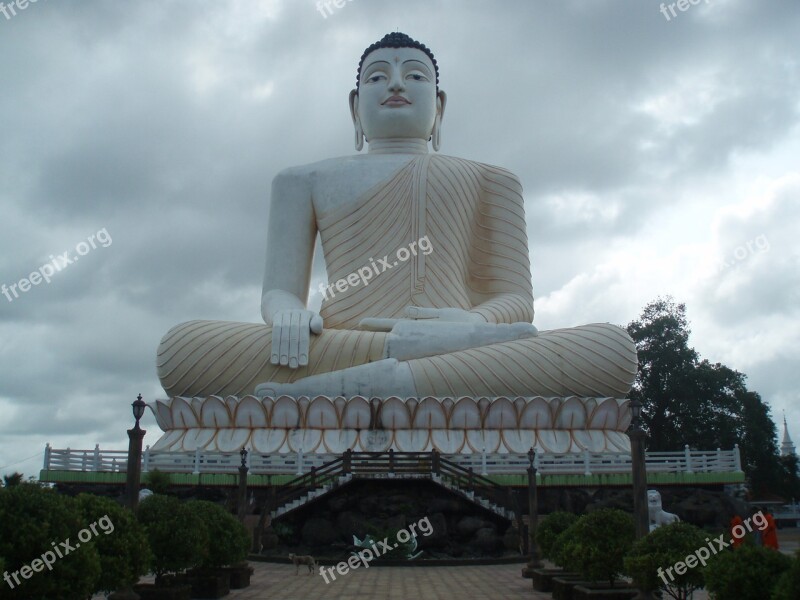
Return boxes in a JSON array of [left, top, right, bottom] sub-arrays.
[[0, 483, 101, 600], [624, 521, 707, 600], [771, 550, 800, 600], [186, 500, 250, 568], [144, 469, 172, 495], [558, 508, 635, 585], [137, 494, 209, 579], [536, 511, 578, 561], [704, 543, 791, 600], [76, 493, 152, 593]]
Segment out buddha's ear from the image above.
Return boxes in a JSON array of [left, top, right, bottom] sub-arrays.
[[432, 90, 447, 152], [349, 89, 364, 151]]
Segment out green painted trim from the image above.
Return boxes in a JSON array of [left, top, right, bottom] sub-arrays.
[[40, 469, 744, 487]]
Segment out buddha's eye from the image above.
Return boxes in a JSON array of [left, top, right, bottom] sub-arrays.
[[366, 73, 386, 83], [407, 73, 428, 82]]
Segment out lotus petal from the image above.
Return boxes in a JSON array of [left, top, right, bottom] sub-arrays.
[[537, 430, 571, 453], [287, 429, 322, 453], [306, 396, 338, 429], [519, 397, 553, 429], [342, 397, 371, 429], [200, 396, 231, 428], [554, 396, 587, 429], [171, 397, 199, 429], [271, 396, 300, 428], [395, 430, 432, 452], [215, 429, 252, 453], [413, 397, 447, 429], [250, 429, 287, 453], [234, 396, 268, 427], [322, 429, 358, 453], [431, 430, 465, 454], [449, 397, 481, 429], [378, 397, 412, 429], [502, 430, 537, 454], [484, 397, 517, 429], [588, 398, 620, 430], [466, 430, 500, 453], [359, 429, 392, 452]]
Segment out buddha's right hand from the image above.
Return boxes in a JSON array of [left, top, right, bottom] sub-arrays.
[[270, 310, 323, 368]]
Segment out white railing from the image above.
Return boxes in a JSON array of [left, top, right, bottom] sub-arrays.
[[42, 443, 743, 477]]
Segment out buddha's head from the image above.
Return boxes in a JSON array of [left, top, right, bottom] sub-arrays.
[[350, 32, 447, 151]]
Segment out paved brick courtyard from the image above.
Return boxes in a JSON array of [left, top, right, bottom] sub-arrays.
[[225, 562, 546, 600]]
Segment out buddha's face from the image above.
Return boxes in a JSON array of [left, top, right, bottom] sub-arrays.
[[351, 47, 445, 143]]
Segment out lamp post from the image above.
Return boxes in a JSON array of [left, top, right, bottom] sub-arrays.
[[125, 394, 147, 512], [629, 398, 649, 539], [238, 447, 249, 522], [522, 446, 541, 577]]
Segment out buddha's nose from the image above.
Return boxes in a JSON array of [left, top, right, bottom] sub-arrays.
[[388, 71, 405, 92]]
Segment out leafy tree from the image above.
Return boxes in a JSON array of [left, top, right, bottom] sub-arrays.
[[536, 511, 578, 562], [624, 521, 707, 600], [137, 494, 209, 580], [704, 544, 791, 600], [0, 483, 101, 600], [76, 493, 152, 593], [557, 508, 635, 586], [627, 297, 795, 497], [144, 469, 172, 495], [772, 550, 800, 600], [185, 500, 249, 568], [2, 472, 23, 488]]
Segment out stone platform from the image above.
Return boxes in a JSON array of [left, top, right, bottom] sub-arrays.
[[147, 395, 632, 454]]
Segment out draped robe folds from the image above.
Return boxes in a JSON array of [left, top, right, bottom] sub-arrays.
[[157, 155, 637, 400]]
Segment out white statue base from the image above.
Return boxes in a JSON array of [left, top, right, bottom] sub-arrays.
[[147, 395, 632, 454]]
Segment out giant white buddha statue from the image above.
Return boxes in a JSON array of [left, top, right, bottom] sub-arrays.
[[151, 33, 637, 455]]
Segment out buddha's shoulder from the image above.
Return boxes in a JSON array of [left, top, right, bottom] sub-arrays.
[[432, 155, 523, 190]]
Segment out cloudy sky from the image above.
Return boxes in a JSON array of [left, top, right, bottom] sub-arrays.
[[1, 0, 798, 478]]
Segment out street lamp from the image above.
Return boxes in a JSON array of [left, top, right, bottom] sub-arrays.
[[125, 394, 147, 512], [522, 446, 542, 577], [628, 398, 649, 539], [238, 447, 249, 522]]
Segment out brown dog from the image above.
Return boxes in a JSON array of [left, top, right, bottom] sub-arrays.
[[288, 553, 318, 575]]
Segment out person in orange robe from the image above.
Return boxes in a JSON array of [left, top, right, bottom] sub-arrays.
[[762, 510, 779, 550], [730, 515, 745, 548]]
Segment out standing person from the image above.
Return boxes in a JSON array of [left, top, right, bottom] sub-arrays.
[[730, 514, 745, 548], [751, 508, 763, 546], [763, 509, 779, 550]]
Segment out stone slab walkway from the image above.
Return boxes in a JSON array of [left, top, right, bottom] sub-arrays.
[[227, 562, 547, 600]]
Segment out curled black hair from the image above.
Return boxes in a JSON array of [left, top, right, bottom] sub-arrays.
[[356, 32, 439, 91]]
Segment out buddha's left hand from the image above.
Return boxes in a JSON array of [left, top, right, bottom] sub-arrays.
[[403, 306, 485, 322]]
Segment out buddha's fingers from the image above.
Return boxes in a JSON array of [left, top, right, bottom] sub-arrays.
[[358, 318, 401, 332]]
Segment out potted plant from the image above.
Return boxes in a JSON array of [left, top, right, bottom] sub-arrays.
[[0, 483, 101, 600], [704, 543, 791, 600], [532, 511, 578, 592], [76, 493, 152, 598], [557, 508, 637, 599], [185, 500, 252, 596], [772, 550, 800, 600], [624, 521, 707, 600], [136, 494, 208, 600]]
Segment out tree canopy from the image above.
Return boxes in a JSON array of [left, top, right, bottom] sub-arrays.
[[627, 297, 797, 498]]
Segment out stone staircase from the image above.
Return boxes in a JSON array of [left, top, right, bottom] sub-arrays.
[[270, 469, 514, 521]]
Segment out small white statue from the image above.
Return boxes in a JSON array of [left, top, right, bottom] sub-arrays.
[[648, 490, 679, 531], [138, 488, 154, 502]]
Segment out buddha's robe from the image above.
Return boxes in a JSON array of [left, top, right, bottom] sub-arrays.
[[157, 155, 637, 399]]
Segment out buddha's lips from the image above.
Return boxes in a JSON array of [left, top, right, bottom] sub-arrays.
[[383, 96, 411, 105]]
